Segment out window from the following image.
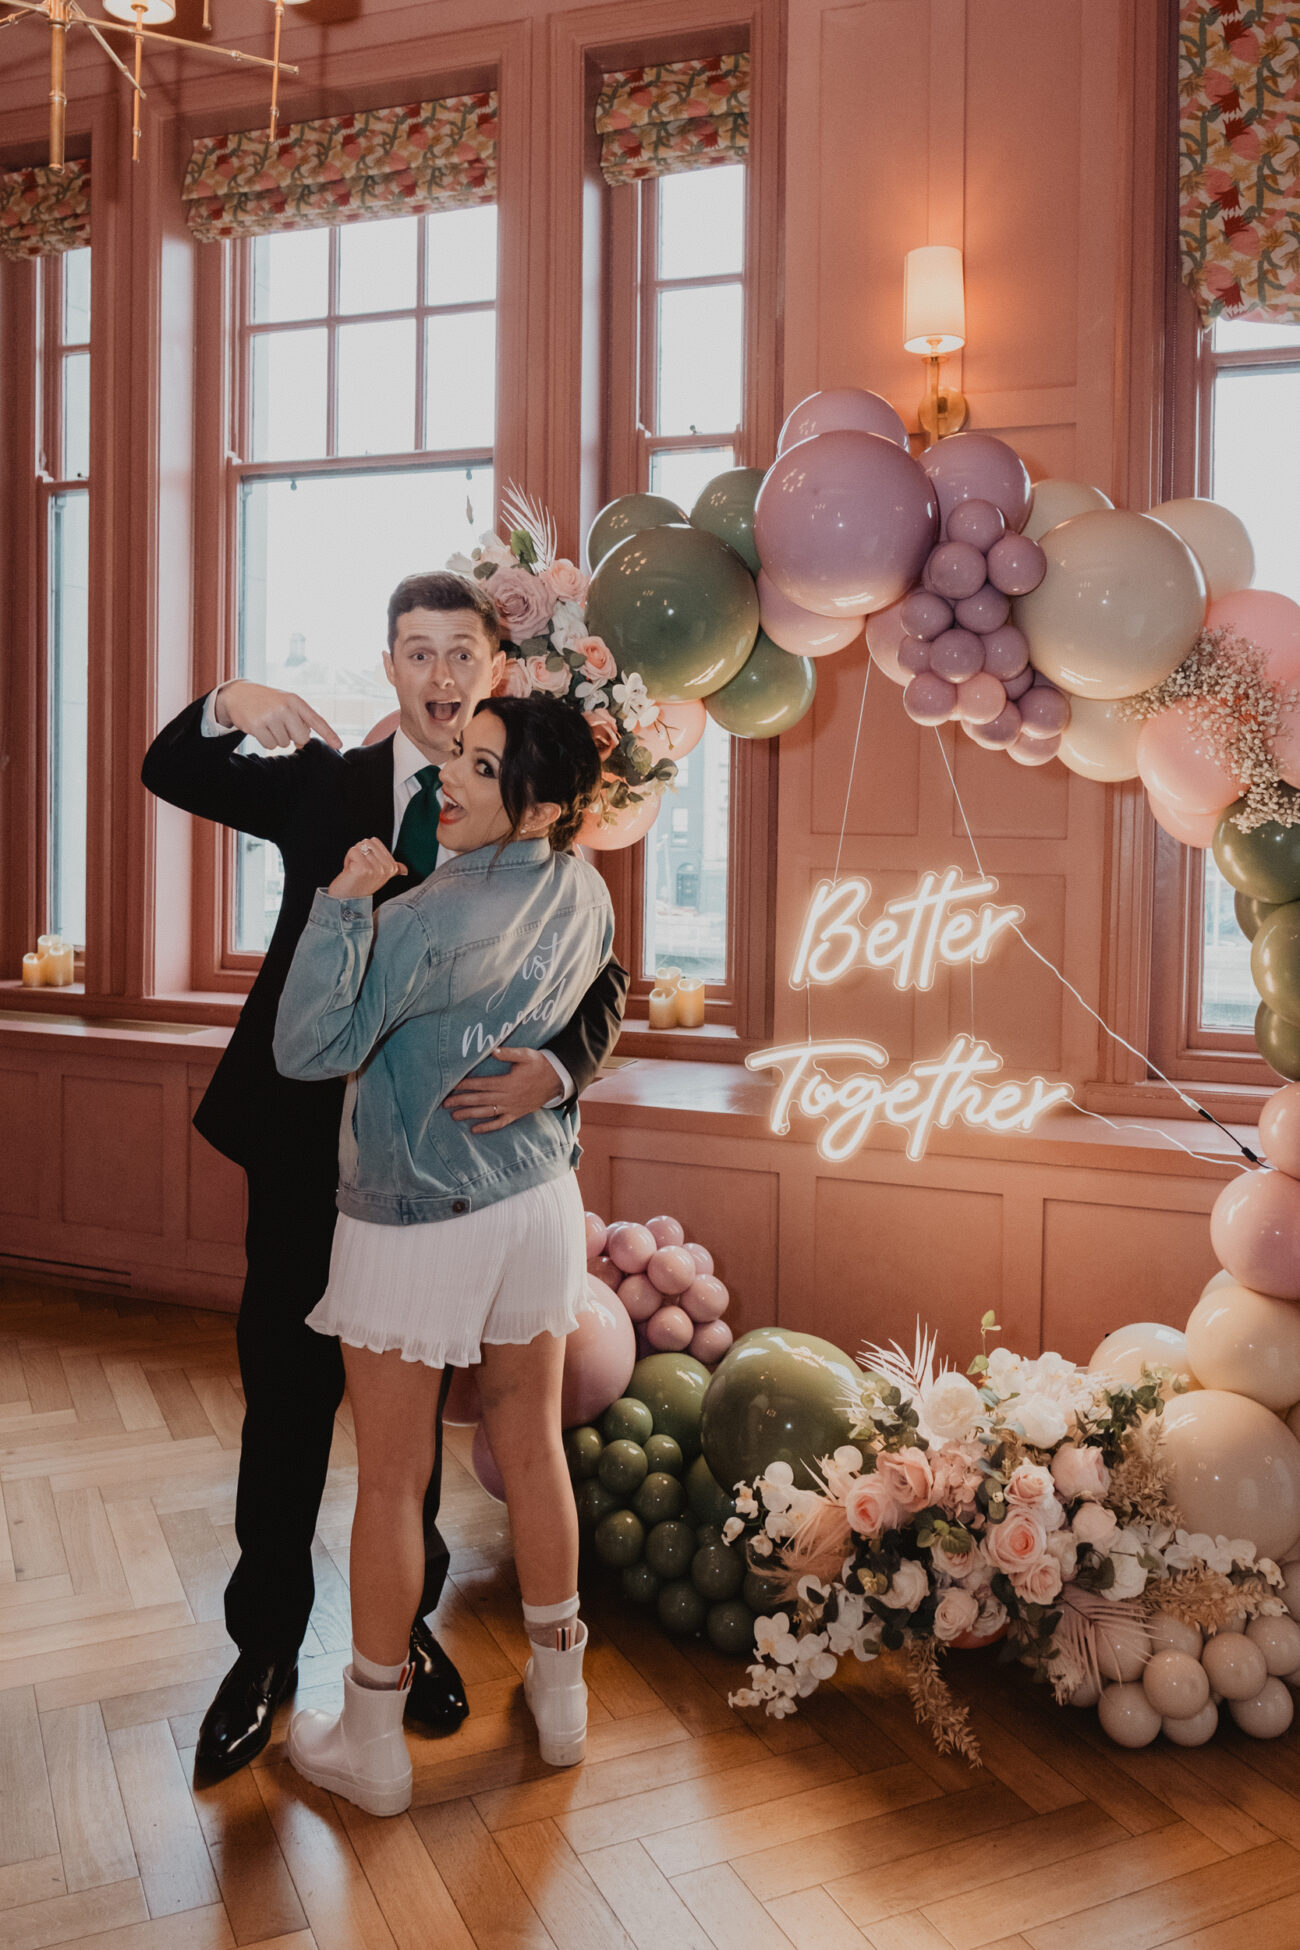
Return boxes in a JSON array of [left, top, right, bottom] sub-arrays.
[[228, 209, 498, 951]]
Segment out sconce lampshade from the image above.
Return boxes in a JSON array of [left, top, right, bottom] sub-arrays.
[[903, 245, 966, 356], [102, 0, 177, 21]]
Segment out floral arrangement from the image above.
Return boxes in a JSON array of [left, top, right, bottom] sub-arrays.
[[726, 1318, 1284, 1760], [448, 487, 680, 824]]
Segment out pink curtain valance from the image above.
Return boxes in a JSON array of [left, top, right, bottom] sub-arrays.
[[595, 53, 748, 187], [0, 161, 90, 262], [1179, 0, 1300, 322], [182, 92, 497, 243]]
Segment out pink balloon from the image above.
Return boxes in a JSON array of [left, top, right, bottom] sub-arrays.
[[685, 1243, 714, 1276], [1004, 666, 1035, 700], [647, 1245, 696, 1295], [1019, 683, 1071, 737], [982, 624, 1030, 681], [584, 1211, 609, 1258], [682, 1274, 730, 1322], [955, 673, 1008, 725], [1008, 731, 1060, 766], [1147, 793, 1218, 847], [777, 386, 909, 453], [899, 591, 953, 641], [444, 1366, 482, 1428], [966, 702, 1022, 748], [754, 430, 939, 618], [864, 600, 910, 684], [986, 532, 1047, 596], [639, 701, 707, 763], [931, 629, 985, 684], [955, 586, 1010, 634], [1260, 1085, 1300, 1180], [898, 637, 932, 675], [1137, 706, 1241, 817], [689, 1319, 734, 1366], [904, 673, 957, 724], [472, 1422, 506, 1503], [364, 710, 401, 747], [579, 790, 662, 852], [645, 1214, 685, 1248], [1211, 1170, 1300, 1300], [606, 1222, 656, 1275], [645, 1305, 695, 1352], [920, 432, 1032, 536], [589, 1255, 622, 1291], [947, 499, 1006, 551], [1208, 590, 1300, 662], [759, 570, 865, 657], [927, 541, 988, 601], [617, 1272, 662, 1322], [561, 1285, 637, 1425]]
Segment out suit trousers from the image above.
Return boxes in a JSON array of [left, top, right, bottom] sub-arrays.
[[223, 1151, 452, 1654]]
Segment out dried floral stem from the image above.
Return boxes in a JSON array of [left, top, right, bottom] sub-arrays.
[[904, 1640, 982, 1765], [1105, 1422, 1177, 1527], [1150, 1568, 1284, 1630]]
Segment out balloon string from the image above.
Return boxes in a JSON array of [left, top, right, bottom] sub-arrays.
[[808, 652, 875, 1048], [931, 727, 1262, 1168], [1070, 1103, 1254, 1173]]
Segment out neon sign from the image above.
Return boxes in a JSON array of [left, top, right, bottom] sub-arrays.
[[747, 868, 1072, 1163]]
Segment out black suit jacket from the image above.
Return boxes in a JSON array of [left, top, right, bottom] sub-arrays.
[[142, 697, 629, 1173]]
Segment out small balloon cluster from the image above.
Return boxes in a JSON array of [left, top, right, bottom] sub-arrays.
[[587, 1211, 733, 1368], [1203, 770, 1300, 1081]]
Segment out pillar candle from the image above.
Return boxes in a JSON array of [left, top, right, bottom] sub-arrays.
[[648, 988, 678, 1030], [42, 942, 75, 986], [675, 978, 706, 1028], [21, 954, 42, 987], [655, 966, 682, 993]]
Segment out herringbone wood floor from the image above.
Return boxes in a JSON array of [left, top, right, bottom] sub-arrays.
[[2, 1281, 1300, 1950]]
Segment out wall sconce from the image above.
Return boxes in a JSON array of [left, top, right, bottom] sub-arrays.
[[903, 245, 968, 444]]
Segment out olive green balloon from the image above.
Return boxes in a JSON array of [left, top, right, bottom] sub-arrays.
[[694, 1524, 725, 1551], [1213, 791, 1300, 903], [1236, 891, 1282, 942], [602, 1397, 655, 1446], [622, 1561, 661, 1607], [586, 493, 686, 572], [690, 467, 765, 575], [657, 1577, 707, 1636], [585, 526, 760, 702], [633, 1470, 685, 1526], [599, 1439, 649, 1498], [644, 1434, 684, 1476], [701, 1327, 863, 1493], [685, 1454, 736, 1528], [1251, 902, 1300, 1027], [576, 1478, 621, 1531], [705, 631, 817, 740], [644, 1518, 696, 1582], [594, 1508, 646, 1569], [628, 1353, 711, 1459], [1257, 1002, 1300, 1081], [743, 1567, 785, 1616], [691, 1542, 745, 1602], [564, 1426, 603, 1481], [706, 1599, 758, 1657]]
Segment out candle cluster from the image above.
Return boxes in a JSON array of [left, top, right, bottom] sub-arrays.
[[647, 966, 707, 1030], [21, 934, 75, 987]]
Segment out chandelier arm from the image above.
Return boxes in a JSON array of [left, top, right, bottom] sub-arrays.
[[77, 14, 147, 94], [85, 14, 297, 70], [0, 11, 37, 26]]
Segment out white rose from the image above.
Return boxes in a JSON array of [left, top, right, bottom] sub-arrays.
[[1072, 1502, 1118, 1550], [933, 1588, 980, 1641], [1108, 1552, 1149, 1600], [884, 1557, 930, 1612], [1014, 1393, 1069, 1450], [920, 1371, 982, 1442], [986, 1348, 1026, 1396]]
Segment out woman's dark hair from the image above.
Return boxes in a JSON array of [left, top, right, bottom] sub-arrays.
[[387, 570, 501, 651], [474, 696, 604, 852]]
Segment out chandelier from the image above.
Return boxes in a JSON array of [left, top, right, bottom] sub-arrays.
[[0, 0, 304, 169]]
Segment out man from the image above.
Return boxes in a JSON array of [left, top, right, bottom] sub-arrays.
[[142, 571, 627, 1780]]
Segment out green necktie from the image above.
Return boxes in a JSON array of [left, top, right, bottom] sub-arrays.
[[394, 764, 441, 883]]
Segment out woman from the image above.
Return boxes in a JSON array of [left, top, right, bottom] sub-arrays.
[[273, 694, 613, 1815]]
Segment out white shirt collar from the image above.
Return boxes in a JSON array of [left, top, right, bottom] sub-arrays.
[[392, 726, 436, 790]]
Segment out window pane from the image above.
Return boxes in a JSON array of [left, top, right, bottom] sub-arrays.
[[649, 445, 734, 515], [338, 214, 418, 315], [425, 310, 496, 450], [1213, 367, 1300, 603], [1201, 854, 1256, 1030], [62, 247, 91, 344], [658, 165, 745, 280], [641, 715, 731, 983], [48, 490, 89, 947], [235, 464, 494, 949], [656, 284, 743, 435], [1213, 317, 1300, 353], [427, 204, 498, 305], [337, 318, 416, 455], [251, 229, 329, 323], [251, 328, 328, 461], [62, 350, 90, 480]]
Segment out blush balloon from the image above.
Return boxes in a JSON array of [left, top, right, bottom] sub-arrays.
[[618, 1273, 663, 1322], [645, 1214, 686, 1249], [605, 1222, 657, 1276], [899, 590, 953, 641], [760, 569, 865, 659], [471, 1421, 507, 1503], [579, 790, 662, 852], [645, 1305, 695, 1352], [560, 1284, 637, 1426], [929, 628, 985, 684], [1260, 1084, 1300, 1179], [1211, 1169, 1300, 1298], [690, 1319, 735, 1365], [1148, 794, 1218, 847], [584, 1211, 609, 1258], [955, 586, 1011, 634], [863, 598, 909, 684], [444, 1366, 482, 1427], [640, 701, 708, 763], [589, 1255, 622, 1291], [1208, 590, 1300, 663], [927, 541, 988, 601], [954, 673, 1008, 725], [946, 498, 1006, 552], [682, 1274, 730, 1322], [685, 1243, 714, 1276], [1136, 706, 1241, 817], [647, 1246, 697, 1295], [986, 531, 1047, 596], [904, 673, 958, 724], [1008, 731, 1060, 766]]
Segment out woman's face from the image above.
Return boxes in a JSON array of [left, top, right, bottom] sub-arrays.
[[438, 712, 556, 853]]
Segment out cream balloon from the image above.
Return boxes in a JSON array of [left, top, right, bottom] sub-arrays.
[[1159, 1389, 1300, 1563], [1141, 1648, 1211, 1719], [1202, 1629, 1269, 1700], [1096, 1617, 1150, 1682], [1015, 511, 1207, 701], [1097, 1681, 1161, 1748], [1150, 1615, 1203, 1659], [1201, 1268, 1236, 1300], [1057, 695, 1142, 782], [1229, 1675, 1295, 1737], [1063, 1670, 1102, 1708], [1023, 479, 1114, 545], [1281, 1557, 1300, 1622], [1147, 498, 1255, 603], [1185, 1283, 1300, 1413], [1163, 1700, 1219, 1746], [1246, 1612, 1300, 1676], [1089, 1321, 1197, 1395]]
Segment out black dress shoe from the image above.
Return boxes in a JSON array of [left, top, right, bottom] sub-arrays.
[[194, 1649, 299, 1782], [406, 1618, 468, 1733]]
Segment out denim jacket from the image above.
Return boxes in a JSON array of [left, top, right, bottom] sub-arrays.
[[273, 838, 616, 1225]]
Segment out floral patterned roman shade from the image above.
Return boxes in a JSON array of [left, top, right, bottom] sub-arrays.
[[595, 53, 748, 186], [182, 92, 497, 243], [1179, 1, 1300, 321], [0, 162, 90, 262]]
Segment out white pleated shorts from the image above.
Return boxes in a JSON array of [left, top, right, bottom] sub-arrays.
[[305, 1171, 590, 1369]]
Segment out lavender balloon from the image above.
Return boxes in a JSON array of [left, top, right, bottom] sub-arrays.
[[754, 430, 939, 618], [1003, 666, 1035, 700], [929, 628, 985, 683], [982, 623, 1030, 680], [955, 586, 1011, 634], [898, 636, 932, 674], [899, 590, 953, 641], [903, 672, 958, 724], [1019, 681, 1071, 737], [947, 498, 1007, 551], [926, 540, 988, 601], [986, 531, 1048, 596], [954, 672, 1008, 724], [1009, 730, 1061, 766], [920, 432, 1033, 536], [967, 702, 1023, 747], [777, 386, 909, 454]]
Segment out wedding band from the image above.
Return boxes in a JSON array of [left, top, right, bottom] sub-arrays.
[[493, 1104, 501, 1114], [361, 843, 372, 854]]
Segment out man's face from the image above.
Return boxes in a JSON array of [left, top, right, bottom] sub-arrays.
[[383, 607, 506, 760]]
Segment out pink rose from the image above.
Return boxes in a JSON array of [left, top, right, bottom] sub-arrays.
[[490, 564, 555, 643], [874, 1447, 933, 1515], [930, 1541, 982, 1583], [1006, 1461, 1054, 1508], [496, 658, 533, 698], [549, 558, 590, 604], [1051, 1443, 1110, 1503], [575, 635, 618, 684], [845, 1474, 901, 1538], [932, 1587, 980, 1642], [983, 1507, 1047, 1575], [1013, 1557, 1063, 1605], [525, 655, 572, 697], [583, 706, 620, 760], [1071, 1501, 1118, 1550]]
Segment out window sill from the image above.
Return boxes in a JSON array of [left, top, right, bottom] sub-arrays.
[[0, 983, 241, 1028], [614, 1018, 751, 1063], [1081, 1076, 1275, 1128]]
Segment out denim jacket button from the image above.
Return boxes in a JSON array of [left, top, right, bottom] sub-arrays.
[[451, 1199, 469, 1215]]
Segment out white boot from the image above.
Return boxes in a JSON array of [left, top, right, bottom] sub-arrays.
[[287, 1665, 413, 1816], [523, 1620, 588, 1767]]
